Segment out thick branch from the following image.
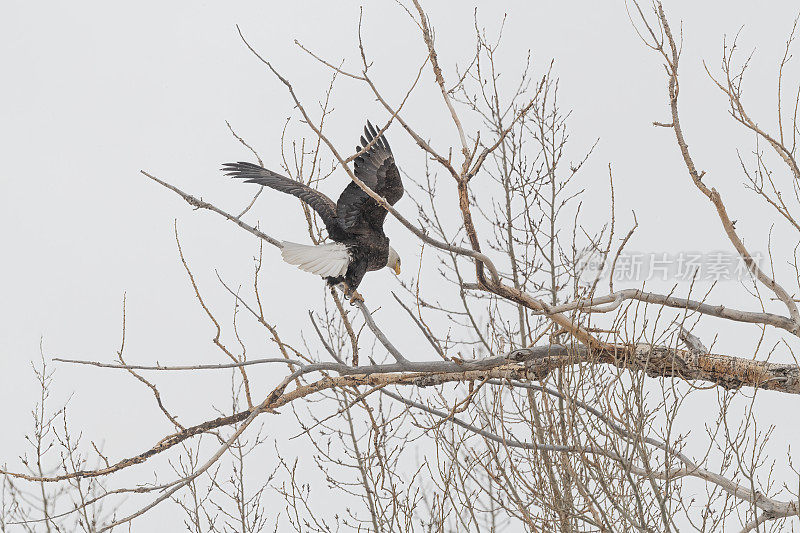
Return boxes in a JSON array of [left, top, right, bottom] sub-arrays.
[[14, 343, 798, 485]]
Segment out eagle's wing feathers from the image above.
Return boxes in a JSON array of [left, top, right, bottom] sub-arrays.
[[336, 121, 404, 231], [222, 162, 340, 232]]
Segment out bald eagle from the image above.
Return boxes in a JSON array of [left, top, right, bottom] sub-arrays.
[[222, 121, 403, 303]]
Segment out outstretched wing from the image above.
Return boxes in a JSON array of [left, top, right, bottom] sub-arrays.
[[336, 121, 404, 231], [222, 162, 340, 232]]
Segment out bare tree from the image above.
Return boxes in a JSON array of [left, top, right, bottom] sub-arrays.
[[4, 2, 800, 532]]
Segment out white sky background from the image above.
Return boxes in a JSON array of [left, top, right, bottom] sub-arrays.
[[2, 1, 800, 530]]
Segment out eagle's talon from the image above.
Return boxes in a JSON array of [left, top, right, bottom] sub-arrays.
[[339, 282, 364, 305], [348, 290, 365, 305]]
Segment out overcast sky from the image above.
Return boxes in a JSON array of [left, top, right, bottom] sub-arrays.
[[2, 1, 799, 530]]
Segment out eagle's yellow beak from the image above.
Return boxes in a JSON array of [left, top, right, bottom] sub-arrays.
[[394, 262, 401, 275]]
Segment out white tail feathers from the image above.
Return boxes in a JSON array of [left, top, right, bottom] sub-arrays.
[[280, 241, 351, 278]]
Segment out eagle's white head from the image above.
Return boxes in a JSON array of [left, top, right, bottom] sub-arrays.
[[386, 246, 401, 275]]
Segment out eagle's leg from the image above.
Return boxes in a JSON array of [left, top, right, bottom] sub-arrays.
[[341, 258, 368, 305]]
